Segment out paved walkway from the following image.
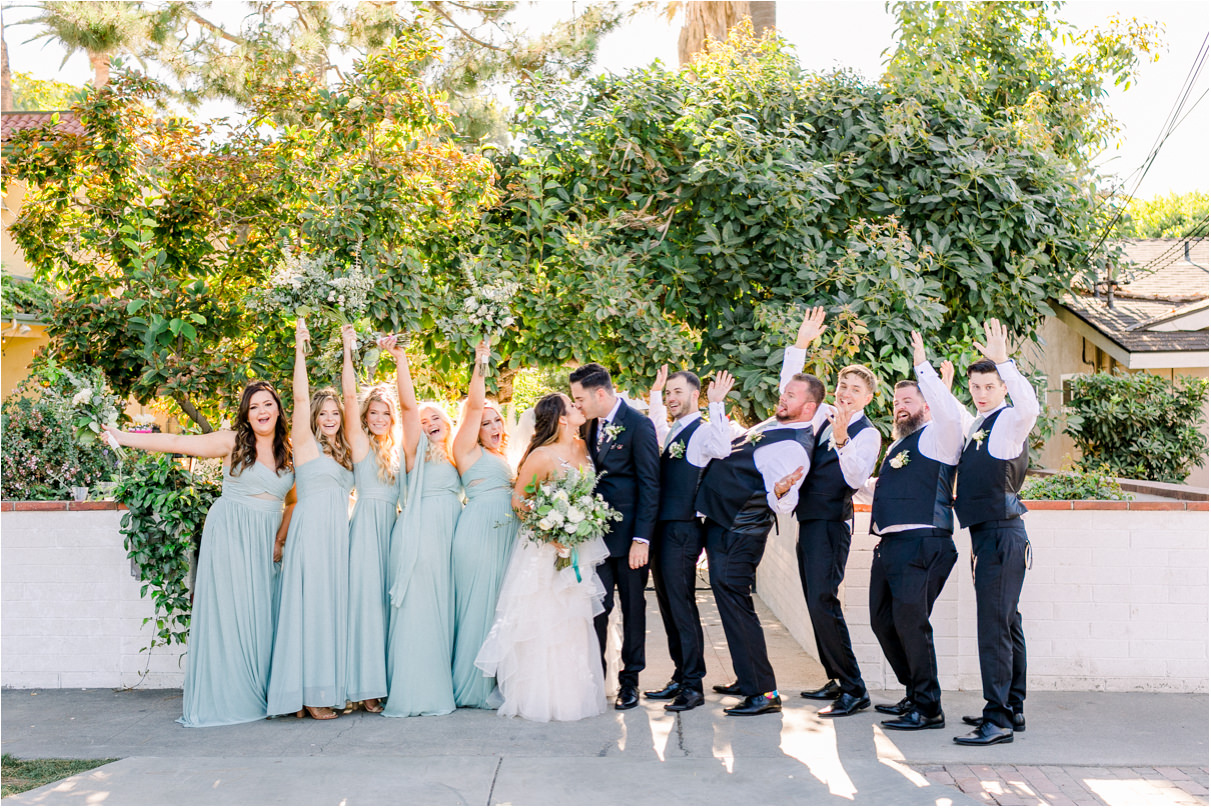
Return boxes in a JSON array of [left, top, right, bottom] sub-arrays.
[[2, 584, 1207, 805]]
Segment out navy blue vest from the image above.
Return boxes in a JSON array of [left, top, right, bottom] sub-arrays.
[[870, 424, 957, 535], [797, 415, 873, 522], [696, 426, 814, 536], [954, 408, 1029, 529], [658, 417, 704, 522]]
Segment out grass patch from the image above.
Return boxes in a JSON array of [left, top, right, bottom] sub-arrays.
[[1, 754, 119, 797]]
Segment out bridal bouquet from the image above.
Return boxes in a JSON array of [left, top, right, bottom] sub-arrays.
[[437, 259, 518, 350], [520, 467, 621, 573], [65, 367, 127, 460], [252, 244, 374, 327]]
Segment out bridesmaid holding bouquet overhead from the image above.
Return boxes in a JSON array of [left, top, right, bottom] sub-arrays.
[[450, 340, 520, 708], [340, 324, 399, 714], [104, 381, 294, 727], [267, 317, 356, 720], [382, 334, 463, 717]]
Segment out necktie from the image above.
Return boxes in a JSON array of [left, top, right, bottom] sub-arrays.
[[597, 419, 609, 448], [965, 415, 986, 448]]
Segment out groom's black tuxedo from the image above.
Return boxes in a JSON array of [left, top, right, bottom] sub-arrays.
[[585, 398, 660, 692], [586, 400, 661, 557]]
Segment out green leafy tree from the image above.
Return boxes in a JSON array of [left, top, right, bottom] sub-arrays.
[[1063, 372, 1208, 483], [1112, 191, 1210, 239], [9, 70, 83, 109], [6, 31, 497, 431]]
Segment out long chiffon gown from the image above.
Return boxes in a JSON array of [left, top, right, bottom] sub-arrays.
[[475, 462, 609, 722], [451, 450, 519, 708], [179, 461, 294, 727], [383, 437, 463, 717], [345, 453, 397, 704], [266, 450, 354, 715]]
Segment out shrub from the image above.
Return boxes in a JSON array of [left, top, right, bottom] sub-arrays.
[[0, 360, 126, 500], [1063, 372, 1209, 483], [1021, 466, 1132, 501]]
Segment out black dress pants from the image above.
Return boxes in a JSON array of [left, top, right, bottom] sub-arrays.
[[704, 520, 776, 696], [970, 517, 1029, 729], [651, 519, 706, 690], [869, 529, 958, 717], [797, 519, 865, 696], [595, 554, 649, 688]]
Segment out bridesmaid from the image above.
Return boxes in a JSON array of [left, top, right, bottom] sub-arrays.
[[267, 318, 356, 720], [340, 324, 398, 714], [450, 340, 520, 708], [104, 380, 294, 727], [381, 334, 463, 717]]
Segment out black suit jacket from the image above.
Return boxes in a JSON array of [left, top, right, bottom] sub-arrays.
[[587, 400, 661, 558]]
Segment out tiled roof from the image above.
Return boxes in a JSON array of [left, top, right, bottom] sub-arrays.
[[1, 110, 85, 143], [1061, 238, 1208, 355]]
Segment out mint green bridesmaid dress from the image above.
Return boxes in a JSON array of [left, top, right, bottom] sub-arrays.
[[451, 450, 518, 708], [178, 461, 293, 727], [345, 453, 397, 703]]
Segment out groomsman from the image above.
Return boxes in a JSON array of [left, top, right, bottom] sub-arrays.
[[694, 371, 824, 716], [867, 331, 962, 731], [951, 320, 1039, 746], [570, 363, 661, 711], [781, 308, 882, 718], [644, 367, 741, 712]]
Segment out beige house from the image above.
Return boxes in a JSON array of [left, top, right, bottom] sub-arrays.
[[1028, 238, 1209, 487]]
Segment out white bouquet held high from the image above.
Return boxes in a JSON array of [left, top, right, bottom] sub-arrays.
[[437, 258, 518, 352], [518, 467, 621, 574]]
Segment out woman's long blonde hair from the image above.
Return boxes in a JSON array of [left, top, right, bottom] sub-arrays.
[[311, 388, 354, 470], [419, 403, 455, 466], [460, 397, 508, 456], [361, 384, 399, 484]]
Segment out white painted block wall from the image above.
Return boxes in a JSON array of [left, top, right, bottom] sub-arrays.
[[756, 509, 1209, 694], [2, 510, 187, 689]]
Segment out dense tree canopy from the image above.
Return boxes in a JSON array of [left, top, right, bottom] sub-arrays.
[[1111, 191, 1210, 239]]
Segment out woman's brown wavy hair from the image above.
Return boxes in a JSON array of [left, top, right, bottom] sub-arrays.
[[520, 393, 567, 467], [229, 381, 293, 476]]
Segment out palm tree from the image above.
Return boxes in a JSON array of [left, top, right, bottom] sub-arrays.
[[669, 1, 777, 65], [23, 1, 151, 88]]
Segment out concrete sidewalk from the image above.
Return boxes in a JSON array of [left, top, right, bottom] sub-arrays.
[[3, 587, 1207, 805]]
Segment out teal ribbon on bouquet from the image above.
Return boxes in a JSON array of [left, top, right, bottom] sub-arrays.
[[572, 547, 581, 583]]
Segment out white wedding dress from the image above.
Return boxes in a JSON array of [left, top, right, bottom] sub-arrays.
[[475, 464, 611, 722]]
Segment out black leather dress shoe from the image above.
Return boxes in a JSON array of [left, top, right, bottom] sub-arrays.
[[664, 689, 705, 712], [954, 721, 1014, 746], [817, 691, 871, 717], [882, 710, 945, 731], [875, 696, 914, 716], [963, 712, 1025, 732], [724, 693, 782, 716], [615, 686, 639, 710], [800, 680, 842, 700], [644, 681, 682, 700], [712, 681, 743, 696]]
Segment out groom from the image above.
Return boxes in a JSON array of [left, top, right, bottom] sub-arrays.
[[570, 363, 661, 710]]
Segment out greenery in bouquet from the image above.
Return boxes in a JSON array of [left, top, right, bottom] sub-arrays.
[[519, 466, 621, 572], [437, 257, 518, 354], [252, 244, 374, 327], [314, 325, 389, 386], [63, 366, 127, 459], [0, 359, 128, 500]]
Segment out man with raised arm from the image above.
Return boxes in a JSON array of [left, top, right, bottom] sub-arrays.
[[867, 332, 963, 732], [643, 367, 742, 712], [951, 319, 1039, 746], [781, 307, 882, 718], [693, 371, 824, 716]]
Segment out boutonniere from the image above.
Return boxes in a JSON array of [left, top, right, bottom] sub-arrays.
[[971, 429, 988, 450], [889, 450, 911, 469], [745, 430, 765, 446], [667, 442, 685, 459], [605, 423, 624, 441]]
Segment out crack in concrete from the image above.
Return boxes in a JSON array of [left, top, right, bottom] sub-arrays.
[[675, 713, 689, 757], [485, 756, 503, 805]]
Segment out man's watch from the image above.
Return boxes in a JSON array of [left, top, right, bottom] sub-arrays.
[[835, 435, 850, 449]]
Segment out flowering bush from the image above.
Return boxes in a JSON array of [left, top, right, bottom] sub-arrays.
[[1, 360, 127, 500]]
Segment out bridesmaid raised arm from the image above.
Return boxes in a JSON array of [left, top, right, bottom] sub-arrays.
[[340, 324, 399, 714], [266, 317, 356, 721], [104, 380, 294, 727]]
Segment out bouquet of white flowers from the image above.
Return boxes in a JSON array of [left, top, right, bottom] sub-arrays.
[[519, 466, 621, 574], [315, 327, 388, 385], [437, 258, 518, 359], [64, 368, 126, 459], [252, 244, 374, 327]]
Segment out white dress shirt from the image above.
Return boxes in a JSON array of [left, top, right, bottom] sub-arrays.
[[953, 360, 1040, 460], [780, 344, 881, 490], [695, 413, 813, 515], [874, 362, 966, 535], [648, 393, 742, 468]]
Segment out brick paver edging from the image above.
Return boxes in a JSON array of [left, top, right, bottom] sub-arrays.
[[927, 763, 1209, 806], [1, 501, 128, 511]]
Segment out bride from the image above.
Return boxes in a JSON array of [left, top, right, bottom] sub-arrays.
[[475, 392, 609, 722]]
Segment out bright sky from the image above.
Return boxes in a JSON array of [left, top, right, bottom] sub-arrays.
[[6, 0, 1208, 198]]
